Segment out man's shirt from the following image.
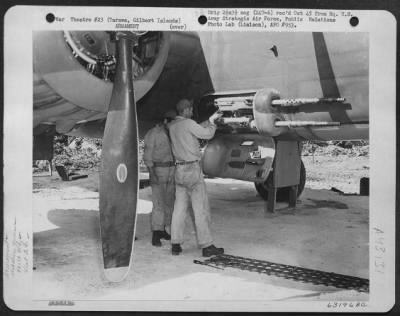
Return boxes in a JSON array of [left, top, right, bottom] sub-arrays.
[[168, 116, 216, 162], [143, 125, 174, 167]]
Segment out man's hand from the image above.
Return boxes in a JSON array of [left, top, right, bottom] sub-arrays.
[[150, 173, 159, 185], [209, 112, 223, 125], [148, 167, 159, 185]]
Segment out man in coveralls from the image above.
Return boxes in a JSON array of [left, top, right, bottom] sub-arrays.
[[143, 110, 177, 247], [168, 99, 224, 257]]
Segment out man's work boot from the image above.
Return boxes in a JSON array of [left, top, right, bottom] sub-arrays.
[[160, 230, 171, 240], [202, 245, 224, 257], [152, 231, 162, 247], [171, 244, 182, 256]]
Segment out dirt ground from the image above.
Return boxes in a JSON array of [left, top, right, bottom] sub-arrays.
[[32, 155, 369, 309]]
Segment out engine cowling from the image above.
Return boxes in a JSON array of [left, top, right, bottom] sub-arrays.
[[33, 31, 170, 130]]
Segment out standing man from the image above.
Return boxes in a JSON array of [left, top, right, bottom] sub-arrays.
[[143, 110, 177, 247], [168, 99, 224, 257]]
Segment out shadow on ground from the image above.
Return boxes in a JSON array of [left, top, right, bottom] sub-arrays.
[[33, 178, 368, 300]]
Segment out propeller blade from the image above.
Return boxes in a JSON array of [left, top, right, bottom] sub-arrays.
[[99, 32, 139, 282]]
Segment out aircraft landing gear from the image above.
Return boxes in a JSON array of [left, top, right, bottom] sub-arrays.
[[255, 160, 306, 202]]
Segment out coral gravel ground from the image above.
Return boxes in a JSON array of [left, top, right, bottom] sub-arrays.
[[31, 150, 369, 309]]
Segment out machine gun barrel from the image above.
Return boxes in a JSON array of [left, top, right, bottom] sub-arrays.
[[275, 121, 341, 128], [271, 97, 346, 107]]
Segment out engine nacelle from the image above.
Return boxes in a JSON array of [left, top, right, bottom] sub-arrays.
[[33, 31, 170, 129], [201, 133, 275, 183]]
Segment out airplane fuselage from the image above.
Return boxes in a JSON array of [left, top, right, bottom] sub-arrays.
[[198, 31, 369, 141], [33, 31, 369, 142]]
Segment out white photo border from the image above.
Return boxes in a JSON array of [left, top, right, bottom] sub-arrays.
[[3, 5, 397, 312]]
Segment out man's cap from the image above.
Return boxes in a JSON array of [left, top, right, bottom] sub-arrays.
[[175, 99, 193, 113], [164, 109, 177, 119]]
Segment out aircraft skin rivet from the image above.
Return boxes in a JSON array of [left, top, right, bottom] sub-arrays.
[[116, 164, 128, 183]]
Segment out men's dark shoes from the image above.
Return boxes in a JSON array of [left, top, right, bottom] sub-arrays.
[[171, 244, 182, 256], [152, 231, 162, 247], [152, 230, 171, 246], [160, 230, 171, 240], [202, 245, 224, 257]]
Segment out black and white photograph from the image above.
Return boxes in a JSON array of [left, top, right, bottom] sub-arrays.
[[3, 6, 396, 312]]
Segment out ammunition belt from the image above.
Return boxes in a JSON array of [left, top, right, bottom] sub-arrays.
[[202, 254, 369, 293]]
